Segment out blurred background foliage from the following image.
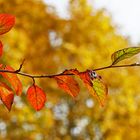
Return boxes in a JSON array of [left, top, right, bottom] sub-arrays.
[[0, 0, 140, 139]]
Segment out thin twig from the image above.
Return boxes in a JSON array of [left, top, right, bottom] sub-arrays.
[[93, 63, 140, 71], [15, 59, 25, 72]]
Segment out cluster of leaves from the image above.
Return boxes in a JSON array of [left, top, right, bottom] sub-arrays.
[[0, 13, 107, 111], [0, 13, 140, 112]]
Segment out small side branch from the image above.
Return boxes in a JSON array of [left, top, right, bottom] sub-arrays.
[[15, 59, 25, 72]]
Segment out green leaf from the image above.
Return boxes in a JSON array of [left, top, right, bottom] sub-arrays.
[[91, 78, 108, 107], [111, 47, 140, 65]]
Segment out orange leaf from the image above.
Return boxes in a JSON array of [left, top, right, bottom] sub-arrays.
[[54, 71, 80, 98], [27, 85, 46, 111], [0, 65, 22, 96], [66, 69, 108, 106], [0, 14, 15, 35], [0, 64, 2, 68], [0, 82, 14, 111], [0, 41, 3, 57]]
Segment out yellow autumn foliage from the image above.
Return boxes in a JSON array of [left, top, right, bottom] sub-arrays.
[[0, 0, 140, 139]]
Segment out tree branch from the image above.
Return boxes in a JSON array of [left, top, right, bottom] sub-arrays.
[[0, 63, 140, 79]]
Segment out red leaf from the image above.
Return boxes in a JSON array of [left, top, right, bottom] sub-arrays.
[[0, 65, 22, 96], [0, 82, 14, 111], [0, 41, 3, 57], [66, 69, 108, 106], [54, 71, 80, 98], [0, 14, 15, 35], [0, 64, 2, 68], [27, 85, 46, 111]]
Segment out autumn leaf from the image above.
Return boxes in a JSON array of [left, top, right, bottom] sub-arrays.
[[89, 77, 108, 106], [0, 41, 3, 57], [80, 71, 108, 106], [0, 14, 15, 35], [0, 82, 14, 111], [27, 84, 46, 111], [0, 65, 22, 96], [54, 70, 80, 98], [111, 47, 140, 65], [0, 64, 2, 68], [67, 69, 108, 106]]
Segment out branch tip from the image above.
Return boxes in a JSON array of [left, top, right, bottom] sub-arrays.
[[15, 59, 25, 72]]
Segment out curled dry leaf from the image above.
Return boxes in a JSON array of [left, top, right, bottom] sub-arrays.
[[111, 47, 140, 65], [0, 82, 14, 111], [0, 65, 22, 96], [0, 41, 3, 57], [54, 70, 80, 98], [27, 85, 46, 111], [0, 14, 15, 35], [66, 69, 108, 106]]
